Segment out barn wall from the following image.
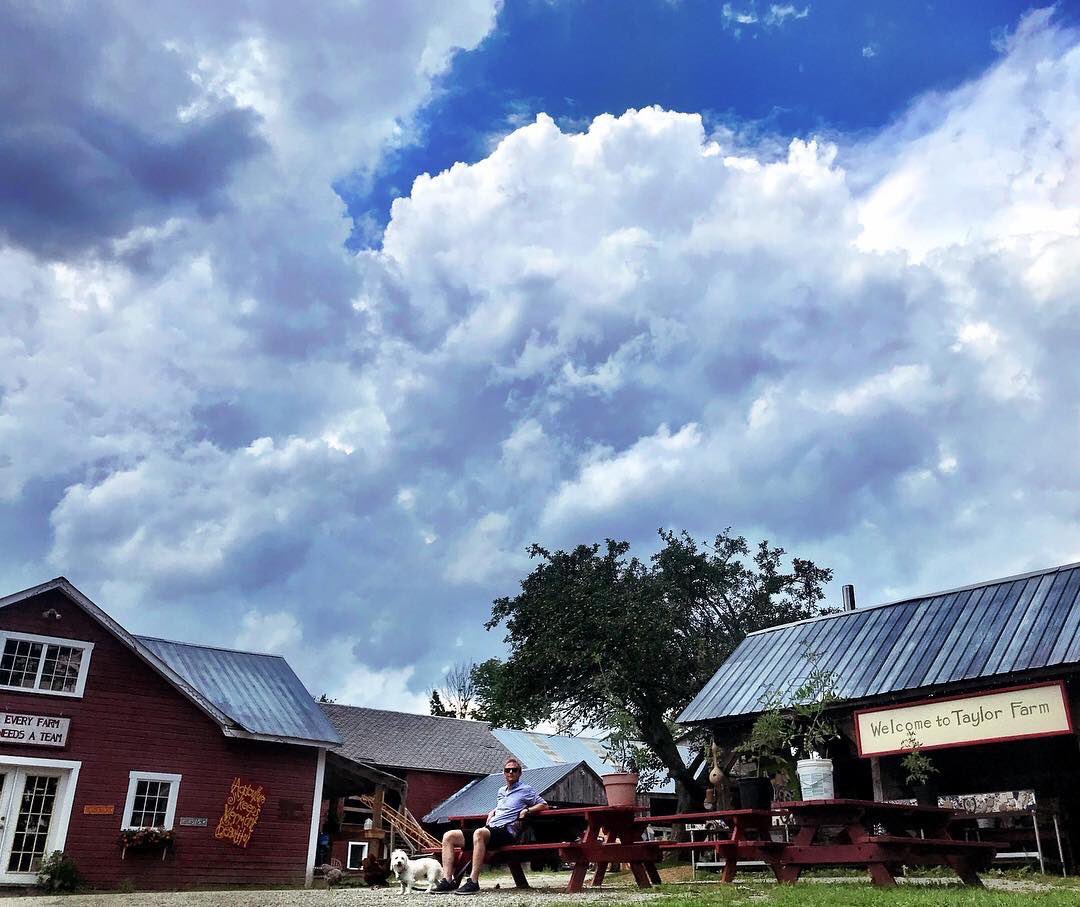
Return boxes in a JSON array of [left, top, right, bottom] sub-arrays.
[[545, 765, 605, 806], [405, 770, 478, 824]]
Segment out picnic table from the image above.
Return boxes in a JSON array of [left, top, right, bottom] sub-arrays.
[[439, 805, 662, 892], [772, 798, 1000, 887]]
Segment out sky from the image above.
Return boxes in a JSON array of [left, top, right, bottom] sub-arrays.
[[1, 1, 1078, 715]]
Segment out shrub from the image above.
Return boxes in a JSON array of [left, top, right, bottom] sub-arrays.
[[37, 851, 82, 893]]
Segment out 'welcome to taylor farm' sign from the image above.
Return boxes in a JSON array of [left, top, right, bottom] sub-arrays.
[[855, 682, 1072, 757]]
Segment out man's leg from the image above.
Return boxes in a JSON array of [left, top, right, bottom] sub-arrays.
[[442, 829, 465, 879], [470, 827, 492, 882]]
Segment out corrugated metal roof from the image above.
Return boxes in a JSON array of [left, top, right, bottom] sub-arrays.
[[138, 636, 341, 745], [678, 561, 1080, 724], [321, 703, 514, 774], [423, 761, 598, 823], [492, 728, 692, 795]]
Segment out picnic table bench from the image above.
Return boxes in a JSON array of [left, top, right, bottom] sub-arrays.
[[773, 799, 1001, 887], [643, 809, 786, 881], [430, 805, 662, 892]]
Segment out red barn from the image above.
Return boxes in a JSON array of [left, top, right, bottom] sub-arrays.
[[0, 577, 342, 890]]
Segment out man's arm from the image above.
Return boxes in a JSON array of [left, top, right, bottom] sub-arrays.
[[517, 790, 548, 823]]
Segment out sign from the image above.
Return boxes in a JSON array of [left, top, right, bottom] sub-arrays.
[[83, 804, 115, 815], [179, 816, 208, 827], [855, 682, 1072, 757], [0, 712, 70, 747], [214, 777, 266, 848]]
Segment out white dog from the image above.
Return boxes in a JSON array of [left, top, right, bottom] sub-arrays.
[[389, 849, 445, 894]]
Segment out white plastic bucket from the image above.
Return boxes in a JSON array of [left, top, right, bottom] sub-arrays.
[[796, 759, 835, 801]]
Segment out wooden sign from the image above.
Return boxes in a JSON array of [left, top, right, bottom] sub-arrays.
[[214, 777, 267, 848], [0, 712, 70, 747], [855, 681, 1072, 756], [83, 804, 114, 815]]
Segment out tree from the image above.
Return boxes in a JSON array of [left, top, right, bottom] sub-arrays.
[[473, 529, 832, 809], [428, 662, 480, 719], [429, 689, 452, 717]]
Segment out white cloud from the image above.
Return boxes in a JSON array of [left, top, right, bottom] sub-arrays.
[[3, 6, 1080, 710]]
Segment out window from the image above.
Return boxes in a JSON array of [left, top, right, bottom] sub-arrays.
[[121, 772, 182, 830], [347, 841, 369, 870], [0, 632, 93, 697]]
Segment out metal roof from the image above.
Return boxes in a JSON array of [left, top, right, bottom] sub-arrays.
[[492, 728, 692, 795], [423, 761, 599, 823], [678, 561, 1080, 724], [139, 636, 341, 746], [321, 703, 515, 774]]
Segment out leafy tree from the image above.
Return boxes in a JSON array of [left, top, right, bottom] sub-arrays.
[[474, 529, 831, 808], [315, 692, 337, 703]]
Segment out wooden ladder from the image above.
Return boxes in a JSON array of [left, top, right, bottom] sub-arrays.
[[360, 794, 440, 851]]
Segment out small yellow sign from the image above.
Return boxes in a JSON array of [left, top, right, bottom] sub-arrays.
[[855, 682, 1072, 756], [83, 804, 115, 815]]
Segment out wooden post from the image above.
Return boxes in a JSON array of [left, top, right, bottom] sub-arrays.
[[871, 757, 883, 801]]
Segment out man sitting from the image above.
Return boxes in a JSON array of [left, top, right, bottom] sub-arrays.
[[434, 758, 547, 894]]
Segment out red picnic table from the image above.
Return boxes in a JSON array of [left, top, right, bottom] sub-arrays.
[[773, 798, 1000, 887], [441, 805, 662, 892]]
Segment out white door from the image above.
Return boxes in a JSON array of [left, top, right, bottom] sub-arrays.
[[0, 765, 70, 884]]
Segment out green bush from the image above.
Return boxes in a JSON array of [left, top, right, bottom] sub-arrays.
[[37, 851, 82, 893]]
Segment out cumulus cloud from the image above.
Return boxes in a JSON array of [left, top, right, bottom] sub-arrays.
[[2, 6, 1079, 712]]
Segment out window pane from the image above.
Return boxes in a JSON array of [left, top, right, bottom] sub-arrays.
[[7, 775, 58, 873], [0, 640, 43, 688], [130, 779, 171, 828], [40, 645, 83, 692]]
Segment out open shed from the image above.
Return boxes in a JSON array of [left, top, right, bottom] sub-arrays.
[[678, 561, 1080, 873]]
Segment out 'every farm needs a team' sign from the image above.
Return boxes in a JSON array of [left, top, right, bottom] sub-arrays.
[[0, 712, 69, 747], [855, 682, 1072, 756]]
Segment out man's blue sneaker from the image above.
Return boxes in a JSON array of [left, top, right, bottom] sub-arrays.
[[432, 878, 456, 894], [454, 879, 480, 895]]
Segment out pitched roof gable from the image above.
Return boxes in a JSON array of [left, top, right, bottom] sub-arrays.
[[423, 761, 600, 823], [679, 561, 1080, 724], [0, 577, 339, 747], [320, 703, 514, 774]]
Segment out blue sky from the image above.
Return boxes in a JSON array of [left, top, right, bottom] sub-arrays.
[[344, 0, 1059, 246], [1, 1, 1078, 714]]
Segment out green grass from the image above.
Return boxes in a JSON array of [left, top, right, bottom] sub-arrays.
[[646, 883, 1079, 907]]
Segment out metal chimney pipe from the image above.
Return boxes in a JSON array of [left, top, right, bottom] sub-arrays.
[[842, 584, 856, 612]]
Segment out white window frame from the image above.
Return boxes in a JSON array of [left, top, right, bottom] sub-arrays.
[[121, 771, 182, 830], [0, 631, 94, 698], [347, 841, 369, 870]]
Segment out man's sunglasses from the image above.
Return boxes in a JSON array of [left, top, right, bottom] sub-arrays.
[[503, 767, 521, 774]]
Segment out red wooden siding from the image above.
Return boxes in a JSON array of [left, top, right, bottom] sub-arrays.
[[0, 590, 319, 889], [404, 770, 477, 822]]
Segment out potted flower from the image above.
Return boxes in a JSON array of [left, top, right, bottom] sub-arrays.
[[900, 733, 938, 807], [736, 654, 841, 804], [733, 690, 790, 809], [603, 711, 665, 806], [786, 662, 841, 801]]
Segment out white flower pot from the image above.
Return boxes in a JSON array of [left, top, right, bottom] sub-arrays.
[[796, 758, 835, 801]]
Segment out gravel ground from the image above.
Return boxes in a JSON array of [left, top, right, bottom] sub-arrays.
[[2, 870, 667, 907], [2, 869, 1064, 906]]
